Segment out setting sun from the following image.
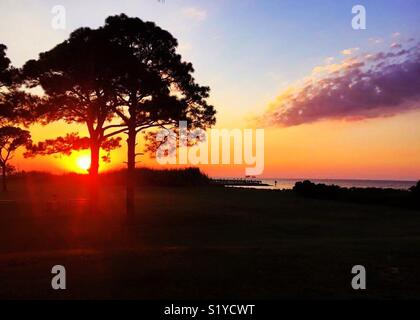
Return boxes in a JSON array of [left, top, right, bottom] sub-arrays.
[[76, 155, 91, 172]]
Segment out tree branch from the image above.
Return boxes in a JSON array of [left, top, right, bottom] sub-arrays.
[[103, 128, 128, 138]]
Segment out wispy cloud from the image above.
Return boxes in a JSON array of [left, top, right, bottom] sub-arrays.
[[260, 41, 420, 127], [341, 47, 359, 55], [182, 7, 207, 21], [390, 42, 402, 49]]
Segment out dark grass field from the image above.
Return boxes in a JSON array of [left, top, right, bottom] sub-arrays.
[[1, 178, 420, 299]]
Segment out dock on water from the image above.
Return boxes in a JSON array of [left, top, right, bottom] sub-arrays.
[[210, 178, 270, 187]]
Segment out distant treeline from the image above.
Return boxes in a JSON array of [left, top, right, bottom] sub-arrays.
[[10, 168, 210, 187], [293, 180, 420, 210], [127, 168, 210, 187]]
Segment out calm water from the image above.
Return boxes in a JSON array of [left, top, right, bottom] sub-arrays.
[[232, 179, 417, 190]]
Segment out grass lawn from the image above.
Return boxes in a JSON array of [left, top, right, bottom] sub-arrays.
[[1, 178, 420, 299]]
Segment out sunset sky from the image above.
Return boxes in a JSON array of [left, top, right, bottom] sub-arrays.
[[1, 0, 420, 180]]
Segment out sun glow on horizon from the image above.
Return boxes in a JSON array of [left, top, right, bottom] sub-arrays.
[[76, 155, 91, 172]]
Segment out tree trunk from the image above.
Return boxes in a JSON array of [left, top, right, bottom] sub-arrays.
[[2, 165, 7, 192], [88, 140, 100, 213], [90, 140, 100, 177], [126, 124, 137, 218]]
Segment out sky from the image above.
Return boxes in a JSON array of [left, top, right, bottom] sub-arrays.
[[1, 0, 420, 180]]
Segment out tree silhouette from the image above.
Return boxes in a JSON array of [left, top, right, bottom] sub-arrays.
[[22, 28, 124, 177], [22, 16, 216, 215], [98, 14, 216, 215], [0, 43, 13, 123], [0, 44, 11, 86], [0, 126, 31, 191], [1, 44, 37, 191]]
